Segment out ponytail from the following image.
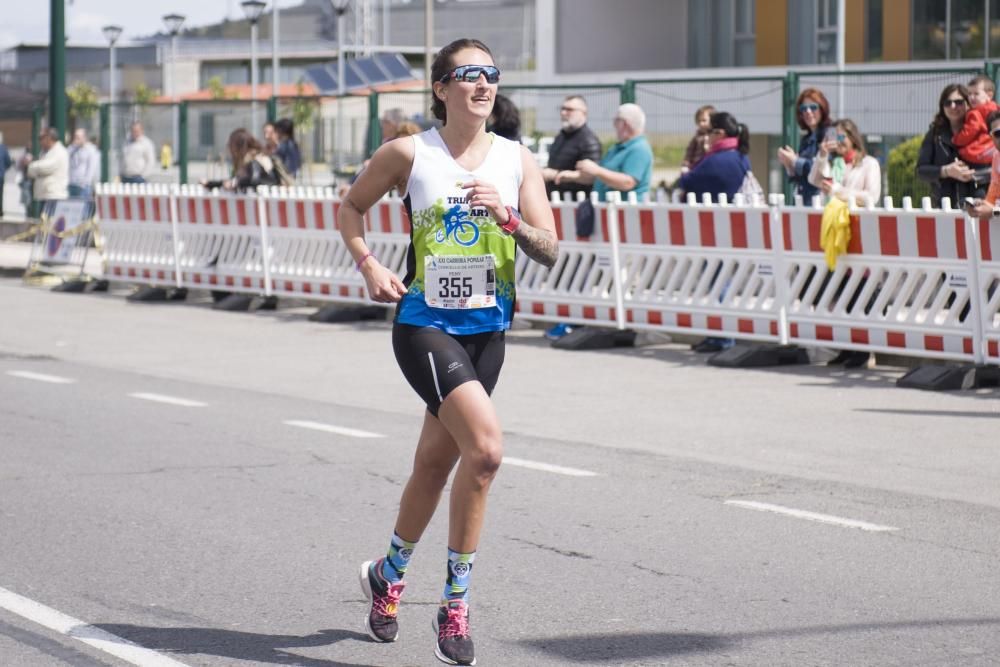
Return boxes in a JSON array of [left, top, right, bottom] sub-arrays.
[[737, 123, 750, 154]]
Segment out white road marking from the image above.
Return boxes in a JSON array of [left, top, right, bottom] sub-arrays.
[[6, 370, 76, 384], [724, 500, 900, 532], [128, 393, 207, 408], [0, 585, 192, 667], [284, 419, 385, 439], [502, 456, 598, 477]]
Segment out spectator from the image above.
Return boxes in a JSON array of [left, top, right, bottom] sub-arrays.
[[575, 102, 653, 201], [486, 93, 521, 141], [0, 132, 11, 218], [952, 74, 998, 169], [541, 94, 602, 199], [273, 118, 302, 178], [809, 119, 881, 369], [201, 128, 282, 310], [777, 88, 832, 205], [68, 128, 100, 200], [262, 121, 278, 155], [160, 141, 173, 171], [965, 109, 1000, 218], [678, 111, 752, 202], [916, 83, 985, 207], [681, 104, 715, 173], [202, 128, 281, 193], [545, 103, 652, 341], [380, 108, 406, 144], [23, 127, 68, 213], [120, 122, 155, 184], [394, 121, 422, 138], [678, 111, 752, 354], [809, 118, 881, 207]]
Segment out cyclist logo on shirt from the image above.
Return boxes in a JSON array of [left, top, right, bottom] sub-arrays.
[[435, 204, 480, 247]]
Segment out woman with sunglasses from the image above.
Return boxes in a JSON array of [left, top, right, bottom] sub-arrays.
[[777, 88, 832, 205], [916, 84, 984, 207], [339, 37, 557, 666], [808, 118, 881, 207]]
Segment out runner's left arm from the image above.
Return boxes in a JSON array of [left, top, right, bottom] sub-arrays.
[[510, 146, 558, 268], [466, 147, 558, 268]]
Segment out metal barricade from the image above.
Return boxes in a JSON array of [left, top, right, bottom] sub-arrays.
[[174, 186, 268, 293], [781, 200, 980, 362], [95, 183, 178, 286]]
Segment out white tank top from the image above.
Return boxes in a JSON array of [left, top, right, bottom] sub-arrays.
[[395, 127, 523, 334]]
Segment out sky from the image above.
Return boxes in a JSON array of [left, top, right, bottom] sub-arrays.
[[0, 0, 291, 50]]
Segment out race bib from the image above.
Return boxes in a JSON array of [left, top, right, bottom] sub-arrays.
[[424, 255, 496, 309]]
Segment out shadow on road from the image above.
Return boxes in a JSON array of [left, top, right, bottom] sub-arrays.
[[93, 624, 372, 666], [520, 617, 1000, 663]]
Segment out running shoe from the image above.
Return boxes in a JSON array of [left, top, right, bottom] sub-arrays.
[[359, 559, 405, 642], [433, 599, 476, 665], [545, 323, 573, 340]]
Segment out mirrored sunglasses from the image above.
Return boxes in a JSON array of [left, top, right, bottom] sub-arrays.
[[439, 65, 500, 84], [799, 103, 821, 114], [944, 98, 968, 108]]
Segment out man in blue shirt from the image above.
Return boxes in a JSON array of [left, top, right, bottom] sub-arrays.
[[575, 103, 653, 201]]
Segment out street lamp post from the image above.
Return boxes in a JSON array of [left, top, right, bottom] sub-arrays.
[[103, 25, 123, 181], [163, 14, 186, 176], [241, 1, 267, 134], [331, 0, 350, 171], [272, 1, 280, 101]]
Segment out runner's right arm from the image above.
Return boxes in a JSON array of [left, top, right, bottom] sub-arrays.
[[339, 138, 414, 303]]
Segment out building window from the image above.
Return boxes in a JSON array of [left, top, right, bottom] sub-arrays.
[[199, 112, 215, 148], [913, 0, 991, 60], [866, 0, 883, 61], [734, 0, 756, 65], [688, 0, 756, 68], [815, 0, 838, 63], [788, 1, 839, 65]]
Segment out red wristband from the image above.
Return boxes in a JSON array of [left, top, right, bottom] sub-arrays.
[[356, 252, 375, 271], [501, 206, 522, 235]]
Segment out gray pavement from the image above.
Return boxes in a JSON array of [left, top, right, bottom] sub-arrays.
[[0, 276, 999, 666]]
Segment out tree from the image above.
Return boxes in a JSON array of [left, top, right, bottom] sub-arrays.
[[66, 81, 99, 133], [290, 81, 317, 134], [134, 83, 157, 107], [207, 76, 237, 101], [886, 135, 931, 203]]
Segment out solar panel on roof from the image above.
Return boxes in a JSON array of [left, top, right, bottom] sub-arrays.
[[305, 65, 337, 93], [344, 64, 365, 89], [355, 58, 389, 85], [374, 53, 414, 80]]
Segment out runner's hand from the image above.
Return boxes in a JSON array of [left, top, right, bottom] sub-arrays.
[[361, 259, 407, 303], [461, 179, 507, 223]]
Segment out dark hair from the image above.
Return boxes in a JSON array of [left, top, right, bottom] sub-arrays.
[[40, 127, 60, 142], [487, 94, 520, 141], [795, 88, 831, 131], [274, 118, 295, 141], [968, 74, 996, 95], [709, 111, 750, 154], [226, 128, 263, 168], [430, 38, 495, 123], [933, 83, 970, 135], [987, 109, 1000, 129], [835, 118, 867, 163]]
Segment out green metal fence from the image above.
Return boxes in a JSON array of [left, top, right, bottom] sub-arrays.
[[87, 64, 1000, 202]]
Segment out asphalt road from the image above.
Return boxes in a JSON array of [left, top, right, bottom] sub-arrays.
[[1, 278, 999, 666]]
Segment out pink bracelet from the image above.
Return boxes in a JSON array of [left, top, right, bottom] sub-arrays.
[[356, 252, 376, 271]]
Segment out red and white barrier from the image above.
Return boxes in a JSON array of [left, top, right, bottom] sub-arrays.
[[782, 203, 979, 363], [92, 185, 1000, 368], [96, 183, 178, 286]]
